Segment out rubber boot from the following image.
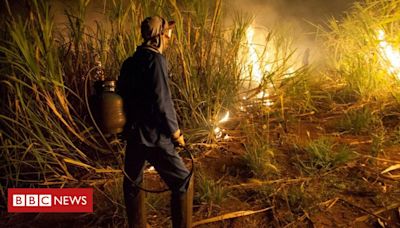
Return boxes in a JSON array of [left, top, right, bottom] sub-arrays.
[[171, 176, 194, 228], [124, 181, 147, 228]]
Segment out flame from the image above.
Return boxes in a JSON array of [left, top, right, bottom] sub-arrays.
[[145, 166, 156, 173], [243, 26, 274, 106], [218, 111, 230, 123], [213, 111, 232, 140], [214, 127, 222, 139], [264, 99, 274, 107], [256, 91, 269, 99], [378, 29, 400, 79], [214, 112, 229, 140], [245, 26, 264, 84]]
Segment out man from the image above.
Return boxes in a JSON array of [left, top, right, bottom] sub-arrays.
[[117, 16, 193, 228]]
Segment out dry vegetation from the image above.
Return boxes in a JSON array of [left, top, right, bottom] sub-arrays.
[[1, 0, 400, 227]]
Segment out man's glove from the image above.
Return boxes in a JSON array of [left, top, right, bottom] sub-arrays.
[[172, 129, 185, 147]]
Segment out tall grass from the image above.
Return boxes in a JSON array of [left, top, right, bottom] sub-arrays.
[[321, 0, 400, 101], [166, 2, 251, 143], [165, 3, 310, 141], [1, 0, 100, 187]]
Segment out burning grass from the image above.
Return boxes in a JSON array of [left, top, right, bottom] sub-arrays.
[[322, 0, 400, 101]]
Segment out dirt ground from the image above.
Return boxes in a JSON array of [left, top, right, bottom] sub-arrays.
[[182, 109, 400, 228], [2, 111, 400, 228], [138, 110, 400, 227]]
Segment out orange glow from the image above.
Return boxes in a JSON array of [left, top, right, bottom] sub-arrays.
[[245, 26, 264, 84], [378, 30, 400, 79]]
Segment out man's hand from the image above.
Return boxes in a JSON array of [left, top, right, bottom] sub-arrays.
[[172, 129, 185, 147]]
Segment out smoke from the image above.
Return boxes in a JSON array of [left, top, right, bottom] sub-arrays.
[[226, 0, 355, 31], [2, 0, 358, 64], [224, 0, 357, 64]]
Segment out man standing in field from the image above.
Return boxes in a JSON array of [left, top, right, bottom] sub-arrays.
[[117, 16, 193, 228]]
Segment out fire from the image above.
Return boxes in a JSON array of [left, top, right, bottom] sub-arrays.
[[145, 166, 156, 173], [214, 126, 223, 139], [377, 29, 400, 79], [243, 25, 274, 107], [218, 111, 230, 123], [214, 111, 229, 140], [245, 26, 264, 84], [214, 25, 280, 139]]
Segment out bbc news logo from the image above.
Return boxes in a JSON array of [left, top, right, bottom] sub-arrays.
[[8, 188, 93, 212]]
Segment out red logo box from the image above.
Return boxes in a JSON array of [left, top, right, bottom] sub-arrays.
[[8, 188, 93, 213]]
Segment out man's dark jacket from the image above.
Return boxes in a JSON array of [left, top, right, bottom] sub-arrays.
[[117, 46, 179, 147]]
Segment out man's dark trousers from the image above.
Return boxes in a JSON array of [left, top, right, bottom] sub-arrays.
[[123, 139, 191, 228]]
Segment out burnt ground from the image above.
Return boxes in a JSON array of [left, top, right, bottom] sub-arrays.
[[181, 111, 400, 228], [2, 110, 400, 228]]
